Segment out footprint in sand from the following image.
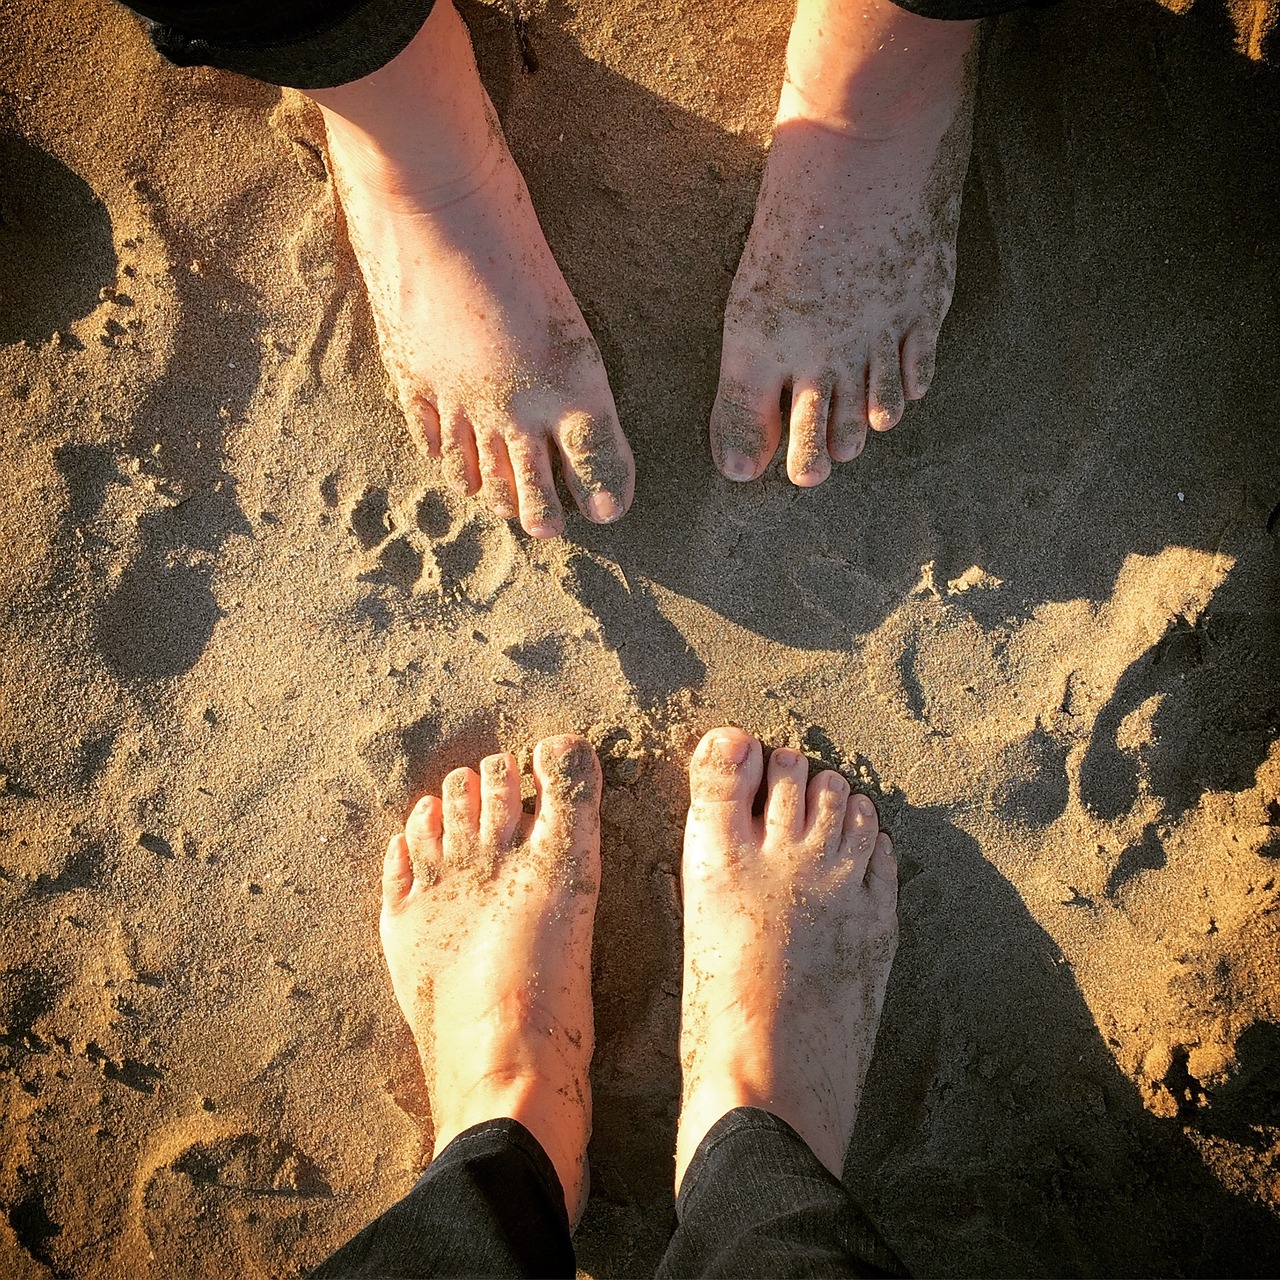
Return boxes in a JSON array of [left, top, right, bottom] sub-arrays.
[[136, 1130, 331, 1276], [329, 478, 518, 616]]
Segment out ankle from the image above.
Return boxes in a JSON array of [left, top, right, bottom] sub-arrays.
[[779, 0, 977, 135], [431, 1068, 588, 1216], [309, 0, 499, 194]]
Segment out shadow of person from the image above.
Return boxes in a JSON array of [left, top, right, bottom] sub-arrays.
[[847, 803, 1280, 1277], [485, 0, 1279, 676], [1078, 541, 1279, 894], [445, 5, 1280, 1272], [0, 132, 117, 345]]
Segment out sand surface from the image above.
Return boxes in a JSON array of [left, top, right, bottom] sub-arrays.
[[2, 0, 1279, 1274]]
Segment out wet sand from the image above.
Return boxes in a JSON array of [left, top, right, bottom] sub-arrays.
[[1, 0, 1278, 1274]]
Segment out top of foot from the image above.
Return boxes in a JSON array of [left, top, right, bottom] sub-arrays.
[[676, 726, 899, 1191], [379, 735, 602, 1222], [313, 1, 634, 537], [710, 0, 978, 487]]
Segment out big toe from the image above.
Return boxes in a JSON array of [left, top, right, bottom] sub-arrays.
[[686, 727, 764, 850], [531, 736, 602, 876], [554, 409, 635, 525]]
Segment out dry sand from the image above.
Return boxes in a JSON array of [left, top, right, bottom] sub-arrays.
[[2, 0, 1279, 1274]]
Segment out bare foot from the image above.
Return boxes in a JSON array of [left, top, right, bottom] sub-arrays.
[[675, 727, 898, 1192], [711, 0, 978, 486], [311, 1, 634, 537], [379, 736, 601, 1221]]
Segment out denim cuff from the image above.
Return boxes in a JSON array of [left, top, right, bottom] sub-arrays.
[[146, 0, 437, 90], [675, 1107, 908, 1279], [676, 1107, 840, 1217], [430, 1116, 569, 1227], [891, 0, 1056, 19]]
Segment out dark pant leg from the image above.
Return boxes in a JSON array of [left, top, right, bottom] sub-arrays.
[[655, 1108, 907, 1280], [113, 0, 437, 89], [309, 1118, 574, 1279], [891, 0, 1053, 16]]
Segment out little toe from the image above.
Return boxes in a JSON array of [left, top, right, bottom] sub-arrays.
[[806, 770, 850, 852], [530, 736, 602, 868], [841, 792, 881, 880], [868, 341, 906, 432], [439, 405, 482, 495], [786, 380, 834, 486], [474, 426, 519, 520], [553, 409, 635, 525], [479, 752, 523, 850], [901, 324, 938, 402], [441, 767, 482, 864], [764, 748, 809, 839], [709, 375, 782, 482], [686, 727, 764, 850], [507, 433, 566, 538], [382, 832, 416, 908], [827, 374, 869, 463]]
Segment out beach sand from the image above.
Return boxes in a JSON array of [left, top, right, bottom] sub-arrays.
[[2, 0, 1279, 1274]]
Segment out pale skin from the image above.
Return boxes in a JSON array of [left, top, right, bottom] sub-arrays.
[[711, 0, 979, 485], [379, 728, 898, 1221], [308, 0, 978, 529], [310, 0, 634, 538]]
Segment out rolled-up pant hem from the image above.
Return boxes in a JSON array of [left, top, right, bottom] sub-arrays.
[[125, 0, 1049, 90], [658, 1107, 907, 1279], [143, 0, 437, 89]]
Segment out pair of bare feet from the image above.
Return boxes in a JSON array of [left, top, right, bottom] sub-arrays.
[[380, 727, 898, 1221], [311, 0, 978, 536]]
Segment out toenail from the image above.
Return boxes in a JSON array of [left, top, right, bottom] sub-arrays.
[[587, 491, 621, 522], [772, 749, 798, 768], [712, 733, 750, 766], [854, 794, 876, 820], [827, 774, 848, 792], [722, 449, 754, 480]]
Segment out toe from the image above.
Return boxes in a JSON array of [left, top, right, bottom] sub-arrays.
[[901, 324, 937, 402], [763, 748, 809, 839], [474, 425, 519, 520], [686, 727, 764, 850], [709, 374, 782, 482], [403, 393, 442, 458], [866, 832, 897, 900], [867, 339, 906, 432], [531, 736, 602, 869], [403, 793, 443, 888], [439, 405, 482, 495], [786, 380, 833, 486], [479, 752, 523, 850], [507, 433, 566, 538], [827, 372, 869, 463], [841, 792, 881, 880], [806, 770, 850, 853], [406, 791, 443, 853], [382, 831, 416, 908], [441, 767, 482, 863], [553, 409, 635, 525]]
